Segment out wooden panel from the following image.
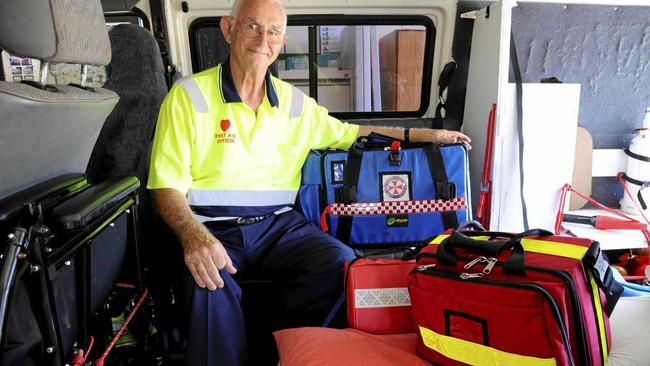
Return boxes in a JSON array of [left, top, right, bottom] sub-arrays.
[[379, 29, 425, 111], [379, 31, 397, 110], [395, 30, 424, 110]]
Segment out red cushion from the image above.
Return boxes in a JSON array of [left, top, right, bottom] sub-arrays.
[[274, 327, 430, 366]]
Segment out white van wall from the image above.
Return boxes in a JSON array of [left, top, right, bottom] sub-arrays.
[[162, 0, 458, 118]]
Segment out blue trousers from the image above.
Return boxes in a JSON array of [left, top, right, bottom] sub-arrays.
[[185, 210, 354, 366]]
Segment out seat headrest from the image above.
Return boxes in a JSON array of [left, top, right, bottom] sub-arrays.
[[0, 0, 111, 66]]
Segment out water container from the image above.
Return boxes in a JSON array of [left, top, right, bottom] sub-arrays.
[[620, 108, 650, 215]]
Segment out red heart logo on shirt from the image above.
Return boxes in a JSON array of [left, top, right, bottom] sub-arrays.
[[220, 119, 231, 132]]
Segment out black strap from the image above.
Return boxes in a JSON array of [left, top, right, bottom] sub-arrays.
[[583, 246, 623, 316], [510, 31, 529, 231], [322, 292, 345, 327], [149, 0, 175, 89], [424, 145, 458, 230], [432, 61, 457, 129], [435, 62, 456, 117], [624, 148, 650, 163], [335, 147, 363, 243], [318, 154, 329, 219], [621, 173, 650, 210], [456, 220, 486, 232], [436, 229, 552, 276]]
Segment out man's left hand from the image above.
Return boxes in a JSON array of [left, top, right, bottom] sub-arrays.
[[426, 129, 472, 148]]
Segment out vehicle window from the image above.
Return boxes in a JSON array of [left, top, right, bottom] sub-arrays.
[[189, 15, 434, 119], [280, 24, 428, 114]]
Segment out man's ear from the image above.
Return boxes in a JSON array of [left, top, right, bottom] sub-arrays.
[[220, 16, 233, 44]]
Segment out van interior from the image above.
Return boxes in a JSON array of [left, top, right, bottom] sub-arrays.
[[1, 0, 649, 365]]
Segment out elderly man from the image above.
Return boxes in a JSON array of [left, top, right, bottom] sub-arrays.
[[148, 0, 470, 364]]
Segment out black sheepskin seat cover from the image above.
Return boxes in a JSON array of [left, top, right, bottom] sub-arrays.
[[86, 24, 167, 196]]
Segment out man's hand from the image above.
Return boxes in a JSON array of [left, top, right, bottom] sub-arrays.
[[425, 129, 472, 148], [154, 188, 237, 291], [181, 228, 237, 291]]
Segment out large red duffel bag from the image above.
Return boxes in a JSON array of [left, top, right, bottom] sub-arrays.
[[408, 229, 623, 366]]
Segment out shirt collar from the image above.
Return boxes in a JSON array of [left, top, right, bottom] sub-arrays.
[[220, 57, 279, 108]]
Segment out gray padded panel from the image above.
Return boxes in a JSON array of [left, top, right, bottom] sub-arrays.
[[49, 0, 111, 65], [0, 0, 111, 66], [0, 83, 117, 103], [0, 86, 119, 200], [101, 0, 140, 11], [0, 0, 57, 59]]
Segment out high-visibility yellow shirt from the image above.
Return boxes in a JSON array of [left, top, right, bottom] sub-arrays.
[[147, 60, 358, 219]]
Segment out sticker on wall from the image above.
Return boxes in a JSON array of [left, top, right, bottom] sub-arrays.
[[381, 173, 411, 202]]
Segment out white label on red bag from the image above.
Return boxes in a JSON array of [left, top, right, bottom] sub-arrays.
[[354, 288, 411, 308]]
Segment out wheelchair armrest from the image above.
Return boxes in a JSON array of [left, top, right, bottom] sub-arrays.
[[51, 176, 140, 230], [0, 174, 87, 222]]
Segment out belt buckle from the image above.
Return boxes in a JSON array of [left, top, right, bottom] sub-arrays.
[[236, 217, 252, 225], [236, 215, 270, 225]]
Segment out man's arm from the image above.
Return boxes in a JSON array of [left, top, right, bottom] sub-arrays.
[[154, 188, 236, 291], [356, 125, 471, 148]]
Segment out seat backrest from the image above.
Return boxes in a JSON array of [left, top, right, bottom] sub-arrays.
[[0, 0, 118, 200], [87, 24, 167, 188]]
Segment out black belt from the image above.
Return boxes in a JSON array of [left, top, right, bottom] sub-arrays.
[[206, 214, 273, 228]]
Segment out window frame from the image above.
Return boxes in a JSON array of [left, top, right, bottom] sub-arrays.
[[189, 18, 220, 74], [104, 7, 151, 30], [188, 14, 436, 120]]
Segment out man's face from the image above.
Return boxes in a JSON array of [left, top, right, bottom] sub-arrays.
[[222, 0, 287, 72]]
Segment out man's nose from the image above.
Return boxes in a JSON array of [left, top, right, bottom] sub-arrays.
[[255, 30, 270, 43]]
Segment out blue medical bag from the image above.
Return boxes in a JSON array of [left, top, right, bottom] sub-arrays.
[[298, 134, 471, 247]]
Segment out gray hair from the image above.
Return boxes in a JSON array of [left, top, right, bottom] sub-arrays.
[[229, 0, 287, 29]]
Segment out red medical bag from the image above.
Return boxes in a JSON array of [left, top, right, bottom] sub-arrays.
[[408, 230, 622, 366], [345, 257, 416, 334]]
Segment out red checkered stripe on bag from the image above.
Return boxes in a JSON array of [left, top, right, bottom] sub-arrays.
[[328, 197, 467, 216]]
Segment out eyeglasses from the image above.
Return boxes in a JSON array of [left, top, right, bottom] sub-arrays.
[[232, 18, 285, 44]]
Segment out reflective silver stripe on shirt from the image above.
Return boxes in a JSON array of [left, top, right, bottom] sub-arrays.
[[289, 85, 304, 118], [193, 206, 293, 223], [187, 189, 298, 207], [176, 77, 209, 113]]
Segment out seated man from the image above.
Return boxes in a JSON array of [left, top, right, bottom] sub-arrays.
[[147, 0, 471, 365]]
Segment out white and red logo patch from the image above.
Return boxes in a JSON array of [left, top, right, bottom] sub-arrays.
[[215, 119, 237, 144], [382, 174, 410, 201]]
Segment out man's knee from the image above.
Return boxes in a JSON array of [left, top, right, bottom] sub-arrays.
[[308, 238, 355, 276]]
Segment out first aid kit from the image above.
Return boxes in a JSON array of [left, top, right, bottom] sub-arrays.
[[298, 134, 471, 247], [408, 230, 622, 366], [345, 257, 416, 334]]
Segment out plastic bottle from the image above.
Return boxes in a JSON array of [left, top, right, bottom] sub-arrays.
[[620, 108, 650, 215]]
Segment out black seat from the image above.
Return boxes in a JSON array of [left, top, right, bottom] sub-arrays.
[[85, 20, 185, 360], [87, 23, 167, 193]]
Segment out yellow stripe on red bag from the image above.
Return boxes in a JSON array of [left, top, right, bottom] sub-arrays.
[[418, 326, 557, 366]]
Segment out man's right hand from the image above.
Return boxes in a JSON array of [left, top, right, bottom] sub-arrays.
[[153, 188, 238, 291], [182, 234, 237, 291]]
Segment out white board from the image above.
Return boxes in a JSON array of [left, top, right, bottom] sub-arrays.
[[492, 83, 581, 232]]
